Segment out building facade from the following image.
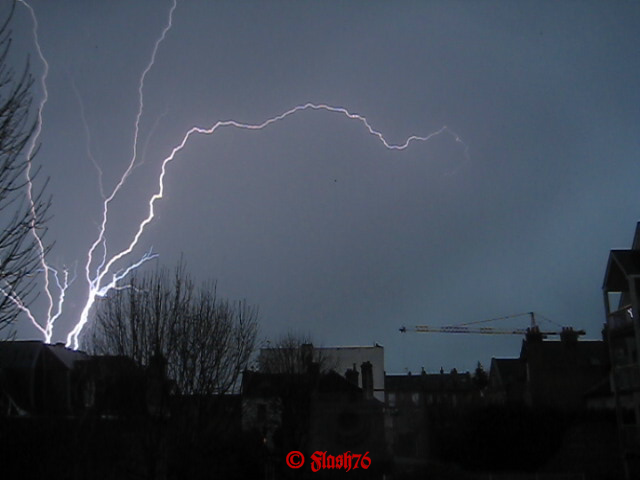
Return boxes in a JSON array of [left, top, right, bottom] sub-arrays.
[[602, 222, 640, 479]]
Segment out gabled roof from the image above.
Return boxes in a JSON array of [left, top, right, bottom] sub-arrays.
[[45, 344, 89, 369], [0, 341, 89, 371], [0, 341, 89, 415]]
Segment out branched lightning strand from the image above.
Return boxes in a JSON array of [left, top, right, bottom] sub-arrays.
[[15, 0, 469, 349], [70, 75, 105, 199], [66, 103, 468, 348], [15, 0, 71, 343], [66, 0, 178, 348]]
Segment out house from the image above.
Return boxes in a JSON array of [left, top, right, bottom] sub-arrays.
[[242, 360, 388, 477], [258, 342, 386, 402], [486, 328, 608, 411], [315, 344, 386, 402], [0, 341, 171, 418], [602, 222, 640, 478], [0, 341, 92, 416], [520, 328, 608, 410], [384, 368, 482, 461]]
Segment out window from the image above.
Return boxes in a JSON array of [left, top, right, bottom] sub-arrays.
[[387, 392, 396, 407]]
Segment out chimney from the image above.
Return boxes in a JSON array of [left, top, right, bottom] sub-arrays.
[[525, 325, 544, 343], [361, 361, 373, 400], [345, 363, 359, 387], [560, 327, 579, 346]]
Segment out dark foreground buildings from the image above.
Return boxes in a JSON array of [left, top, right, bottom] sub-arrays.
[[7, 218, 640, 480], [0, 340, 259, 479], [0, 340, 389, 479], [385, 330, 618, 480], [0, 334, 624, 480], [602, 222, 640, 479]]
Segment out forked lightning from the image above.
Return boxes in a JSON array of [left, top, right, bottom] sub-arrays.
[[12, 0, 469, 349]]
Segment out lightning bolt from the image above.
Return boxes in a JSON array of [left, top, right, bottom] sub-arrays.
[[16, 0, 469, 349], [14, 0, 73, 343], [69, 75, 105, 199], [65, 102, 468, 349], [65, 0, 179, 349]]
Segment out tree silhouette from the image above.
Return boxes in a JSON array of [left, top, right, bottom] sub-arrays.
[[90, 260, 258, 396], [0, 2, 51, 335]]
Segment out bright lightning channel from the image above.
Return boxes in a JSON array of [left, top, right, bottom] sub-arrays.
[[15, 1, 469, 350], [65, 0, 179, 349], [15, 0, 69, 343], [65, 102, 468, 349]]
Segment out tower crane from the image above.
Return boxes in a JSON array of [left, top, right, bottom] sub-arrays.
[[399, 312, 586, 338]]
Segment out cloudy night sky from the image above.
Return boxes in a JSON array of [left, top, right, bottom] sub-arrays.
[[7, 0, 640, 373]]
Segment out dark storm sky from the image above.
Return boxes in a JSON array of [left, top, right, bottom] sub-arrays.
[[8, 0, 640, 373]]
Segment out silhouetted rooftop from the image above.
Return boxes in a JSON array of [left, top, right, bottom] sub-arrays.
[[242, 369, 362, 398], [386, 371, 474, 393]]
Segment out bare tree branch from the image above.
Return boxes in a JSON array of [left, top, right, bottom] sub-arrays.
[[0, 2, 51, 335], [89, 261, 258, 396], [258, 332, 336, 374]]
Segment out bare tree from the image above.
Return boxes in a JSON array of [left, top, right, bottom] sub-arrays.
[[89, 261, 258, 395], [89, 262, 259, 478], [0, 2, 50, 334], [258, 332, 336, 375]]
